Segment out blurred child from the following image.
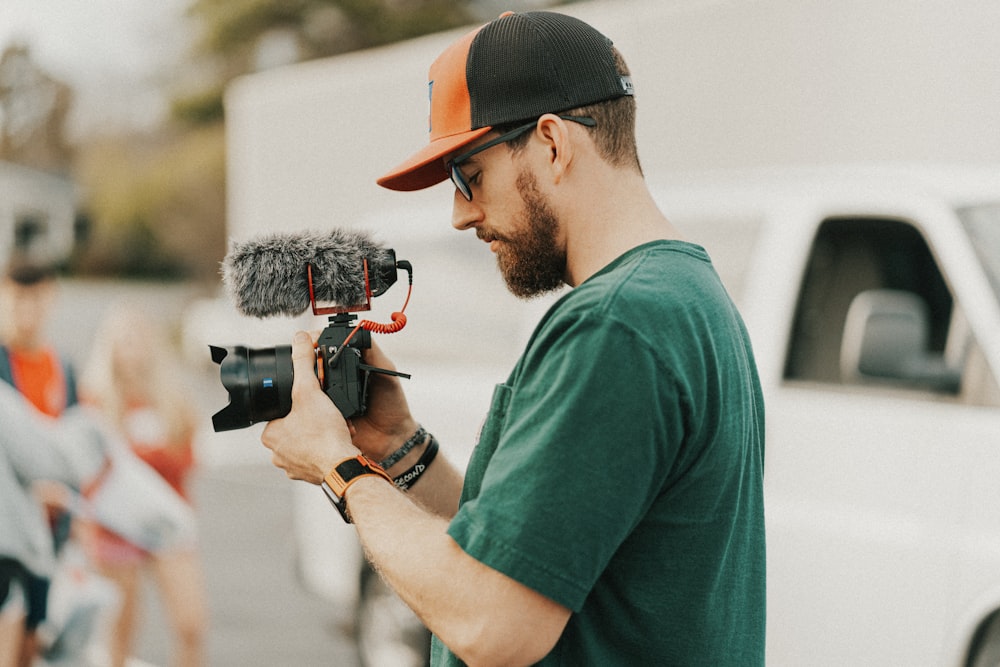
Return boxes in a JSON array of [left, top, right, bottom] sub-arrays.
[[79, 304, 207, 667], [0, 259, 79, 666], [0, 260, 77, 418]]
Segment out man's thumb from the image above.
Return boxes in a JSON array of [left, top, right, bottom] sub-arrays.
[[290, 331, 318, 392]]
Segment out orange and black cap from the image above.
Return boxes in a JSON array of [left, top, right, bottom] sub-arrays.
[[377, 11, 635, 192]]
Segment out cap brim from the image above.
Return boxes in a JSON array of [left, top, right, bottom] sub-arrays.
[[377, 127, 492, 192]]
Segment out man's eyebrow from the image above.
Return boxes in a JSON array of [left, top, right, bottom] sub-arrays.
[[445, 150, 481, 171], [457, 153, 484, 168]]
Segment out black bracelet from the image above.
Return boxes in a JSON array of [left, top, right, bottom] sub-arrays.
[[393, 436, 439, 491], [378, 425, 427, 469]]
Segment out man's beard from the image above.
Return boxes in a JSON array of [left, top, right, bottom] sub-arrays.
[[491, 170, 566, 299]]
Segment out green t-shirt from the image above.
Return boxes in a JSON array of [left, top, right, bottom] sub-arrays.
[[433, 241, 766, 666]]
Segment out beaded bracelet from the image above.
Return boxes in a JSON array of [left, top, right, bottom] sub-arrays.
[[378, 425, 427, 469], [392, 436, 439, 491]]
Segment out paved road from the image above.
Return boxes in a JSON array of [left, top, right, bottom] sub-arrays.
[[132, 462, 361, 667]]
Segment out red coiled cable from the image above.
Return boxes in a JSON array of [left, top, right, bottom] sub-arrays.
[[341, 280, 412, 347]]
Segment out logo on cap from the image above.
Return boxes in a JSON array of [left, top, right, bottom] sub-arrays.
[[427, 80, 434, 133]]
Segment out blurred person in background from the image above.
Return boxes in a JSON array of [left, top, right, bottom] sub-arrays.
[[0, 258, 80, 666], [0, 260, 78, 418], [78, 304, 207, 667], [0, 381, 107, 667]]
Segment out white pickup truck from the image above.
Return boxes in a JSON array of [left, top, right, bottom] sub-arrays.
[[287, 164, 1000, 666]]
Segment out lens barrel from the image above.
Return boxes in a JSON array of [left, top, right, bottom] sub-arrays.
[[210, 345, 294, 431]]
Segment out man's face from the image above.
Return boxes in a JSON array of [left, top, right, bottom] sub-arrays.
[[450, 135, 568, 299], [486, 168, 566, 299]]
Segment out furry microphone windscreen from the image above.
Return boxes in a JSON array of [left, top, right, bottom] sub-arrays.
[[222, 229, 395, 318]]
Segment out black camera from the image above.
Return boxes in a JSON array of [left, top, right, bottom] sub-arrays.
[[209, 254, 412, 432]]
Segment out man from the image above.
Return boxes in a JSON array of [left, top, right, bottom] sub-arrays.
[[0, 259, 79, 666], [262, 10, 766, 665]]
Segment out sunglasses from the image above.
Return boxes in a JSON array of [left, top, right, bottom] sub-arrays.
[[447, 115, 596, 201]]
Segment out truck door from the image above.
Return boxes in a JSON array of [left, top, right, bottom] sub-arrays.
[[766, 216, 1000, 665]]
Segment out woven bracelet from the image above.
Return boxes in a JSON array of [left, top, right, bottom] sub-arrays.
[[393, 436, 439, 491], [378, 425, 427, 469]]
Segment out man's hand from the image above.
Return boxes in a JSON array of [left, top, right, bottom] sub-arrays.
[[261, 331, 357, 483], [347, 339, 420, 463]]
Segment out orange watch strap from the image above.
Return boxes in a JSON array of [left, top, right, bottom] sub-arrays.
[[322, 455, 393, 523]]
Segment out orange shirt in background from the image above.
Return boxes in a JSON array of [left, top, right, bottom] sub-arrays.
[[8, 347, 68, 417]]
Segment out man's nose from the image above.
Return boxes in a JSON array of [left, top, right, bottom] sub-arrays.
[[451, 189, 482, 231]]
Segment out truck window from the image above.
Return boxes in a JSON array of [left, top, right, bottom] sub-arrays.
[[783, 217, 957, 393]]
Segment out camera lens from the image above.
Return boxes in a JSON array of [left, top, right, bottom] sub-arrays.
[[210, 345, 294, 431]]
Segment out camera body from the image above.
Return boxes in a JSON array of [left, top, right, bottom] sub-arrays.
[[317, 313, 372, 419], [210, 313, 407, 432], [209, 250, 412, 432]]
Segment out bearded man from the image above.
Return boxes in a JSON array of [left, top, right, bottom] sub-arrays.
[[262, 11, 766, 666]]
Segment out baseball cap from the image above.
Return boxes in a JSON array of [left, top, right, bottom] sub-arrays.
[[377, 10, 634, 192]]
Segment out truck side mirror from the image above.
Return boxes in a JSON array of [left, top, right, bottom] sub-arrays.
[[840, 289, 961, 393]]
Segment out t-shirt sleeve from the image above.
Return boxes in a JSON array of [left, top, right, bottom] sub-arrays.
[[447, 311, 687, 611]]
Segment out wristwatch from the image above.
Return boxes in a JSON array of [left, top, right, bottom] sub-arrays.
[[321, 455, 393, 523]]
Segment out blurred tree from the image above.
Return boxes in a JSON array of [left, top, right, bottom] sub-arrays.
[[67, 1, 483, 282], [69, 0, 575, 282], [70, 125, 227, 280], [175, 0, 475, 126], [0, 44, 74, 174]]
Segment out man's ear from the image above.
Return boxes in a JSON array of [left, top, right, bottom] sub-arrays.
[[535, 114, 575, 184]]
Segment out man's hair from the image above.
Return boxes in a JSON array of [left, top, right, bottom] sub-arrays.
[[499, 48, 642, 174]]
